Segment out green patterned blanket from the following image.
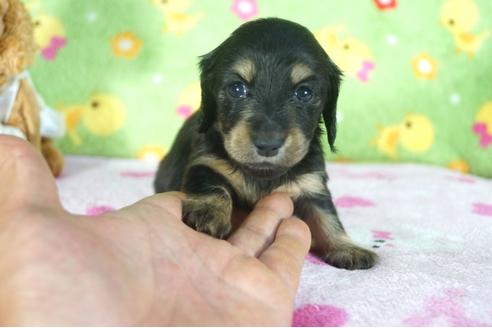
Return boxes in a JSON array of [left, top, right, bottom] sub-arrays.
[[25, 0, 492, 176]]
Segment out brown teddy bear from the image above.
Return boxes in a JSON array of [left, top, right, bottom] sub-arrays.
[[0, 0, 64, 176]]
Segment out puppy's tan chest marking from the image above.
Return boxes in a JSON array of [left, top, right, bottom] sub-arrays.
[[273, 172, 327, 199], [191, 156, 327, 204], [190, 156, 259, 203]]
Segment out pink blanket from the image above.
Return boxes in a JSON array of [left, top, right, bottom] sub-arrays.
[[57, 156, 492, 326]]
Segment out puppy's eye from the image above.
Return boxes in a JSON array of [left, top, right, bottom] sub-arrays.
[[228, 81, 248, 98], [294, 86, 313, 103]]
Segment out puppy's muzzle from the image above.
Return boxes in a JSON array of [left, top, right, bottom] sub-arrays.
[[252, 132, 286, 157]]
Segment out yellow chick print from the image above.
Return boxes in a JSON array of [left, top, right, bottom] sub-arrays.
[[32, 14, 67, 61], [373, 125, 401, 158], [315, 26, 375, 83], [373, 114, 435, 158], [62, 93, 127, 145], [440, 0, 490, 57], [398, 114, 435, 153], [151, 0, 204, 37]]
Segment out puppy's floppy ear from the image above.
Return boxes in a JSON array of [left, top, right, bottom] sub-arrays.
[[322, 60, 342, 153], [198, 49, 218, 133]]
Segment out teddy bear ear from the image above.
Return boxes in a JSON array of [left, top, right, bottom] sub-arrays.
[[0, 0, 9, 14], [0, 1, 7, 35], [0, 42, 33, 79]]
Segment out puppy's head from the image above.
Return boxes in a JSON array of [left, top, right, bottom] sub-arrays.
[[199, 18, 341, 179]]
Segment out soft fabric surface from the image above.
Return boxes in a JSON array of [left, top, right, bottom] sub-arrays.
[[23, 0, 492, 176], [57, 156, 492, 326]]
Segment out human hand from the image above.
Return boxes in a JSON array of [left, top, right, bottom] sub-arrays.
[[0, 136, 311, 326]]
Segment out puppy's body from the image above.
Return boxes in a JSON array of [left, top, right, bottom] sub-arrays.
[[155, 18, 377, 270]]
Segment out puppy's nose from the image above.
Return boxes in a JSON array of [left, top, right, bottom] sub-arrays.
[[254, 138, 284, 157]]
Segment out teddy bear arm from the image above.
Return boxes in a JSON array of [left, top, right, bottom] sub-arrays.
[[41, 137, 64, 177]]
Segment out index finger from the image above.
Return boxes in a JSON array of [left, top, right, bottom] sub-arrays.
[[259, 217, 311, 292], [122, 191, 185, 220]]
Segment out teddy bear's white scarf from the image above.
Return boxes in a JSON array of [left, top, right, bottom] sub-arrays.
[[0, 71, 65, 139], [0, 72, 20, 123]]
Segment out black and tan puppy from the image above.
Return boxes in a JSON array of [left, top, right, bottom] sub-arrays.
[[154, 18, 377, 270]]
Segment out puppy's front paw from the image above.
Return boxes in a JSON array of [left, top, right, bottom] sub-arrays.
[[324, 244, 378, 270], [183, 194, 232, 239]]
